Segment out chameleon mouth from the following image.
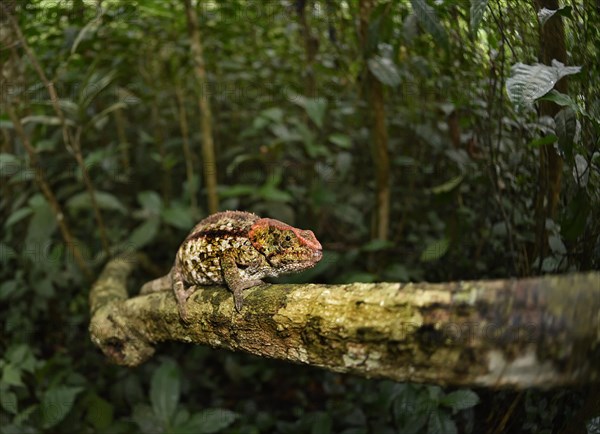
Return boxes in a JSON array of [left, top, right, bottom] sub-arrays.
[[313, 249, 323, 262]]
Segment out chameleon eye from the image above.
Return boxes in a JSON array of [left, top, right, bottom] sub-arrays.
[[285, 235, 291, 241]]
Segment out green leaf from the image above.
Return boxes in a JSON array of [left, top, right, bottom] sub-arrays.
[[548, 234, 567, 255], [328, 134, 352, 149], [362, 239, 394, 252], [220, 184, 257, 198], [0, 153, 20, 176], [526, 134, 558, 148], [150, 359, 181, 426], [440, 390, 480, 412], [88, 101, 128, 130], [294, 96, 327, 128], [420, 238, 450, 262], [0, 242, 17, 263], [85, 394, 114, 431], [304, 98, 327, 129], [538, 6, 572, 26], [257, 184, 293, 202], [428, 409, 457, 434], [67, 191, 127, 214], [572, 154, 589, 187], [127, 217, 160, 250], [132, 404, 162, 434], [538, 90, 578, 112], [21, 115, 76, 127], [368, 55, 401, 87], [260, 107, 284, 123], [429, 175, 464, 194], [1, 363, 23, 387], [0, 390, 18, 414], [162, 205, 194, 230], [138, 191, 163, 213], [470, 0, 489, 33], [25, 196, 57, 254], [71, 12, 102, 54], [41, 386, 83, 428], [6, 344, 36, 372], [555, 107, 577, 161], [506, 61, 581, 108], [410, 0, 448, 48], [0, 280, 19, 301], [179, 409, 239, 434], [5, 207, 33, 227]]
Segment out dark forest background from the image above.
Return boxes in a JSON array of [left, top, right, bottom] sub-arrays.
[[1, 0, 599, 433]]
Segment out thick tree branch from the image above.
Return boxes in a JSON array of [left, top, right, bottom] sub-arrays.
[[89, 257, 599, 389]]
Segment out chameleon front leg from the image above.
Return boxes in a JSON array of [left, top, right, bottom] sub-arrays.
[[172, 266, 197, 322], [220, 254, 263, 311]]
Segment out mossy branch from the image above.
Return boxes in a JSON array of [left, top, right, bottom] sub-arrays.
[[89, 256, 600, 388]]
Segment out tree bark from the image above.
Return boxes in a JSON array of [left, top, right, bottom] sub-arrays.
[[184, 0, 219, 214], [296, 0, 318, 98], [358, 0, 391, 241], [532, 0, 568, 266], [89, 256, 599, 389]]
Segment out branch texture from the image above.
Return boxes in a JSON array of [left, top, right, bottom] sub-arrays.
[[89, 257, 600, 388]]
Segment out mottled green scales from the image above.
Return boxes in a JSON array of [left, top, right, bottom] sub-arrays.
[[141, 211, 322, 321]]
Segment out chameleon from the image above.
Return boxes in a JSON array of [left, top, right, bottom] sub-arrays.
[[140, 210, 323, 321]]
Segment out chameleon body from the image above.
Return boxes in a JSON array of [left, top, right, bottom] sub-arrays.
[[140, 211, 323, 321]]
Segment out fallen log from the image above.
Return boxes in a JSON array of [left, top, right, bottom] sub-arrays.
[[89, 255, 600, 388]]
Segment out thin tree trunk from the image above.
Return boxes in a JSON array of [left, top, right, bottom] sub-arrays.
[[532, 0, 567, 266], [183, 0, 219, 214], [296, 0, 318, 98], [359, 0, 391, 241]]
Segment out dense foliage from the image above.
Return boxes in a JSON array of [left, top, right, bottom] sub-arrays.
[[1, 0, 599, 433]]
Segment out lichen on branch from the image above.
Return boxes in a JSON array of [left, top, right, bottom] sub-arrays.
[[89, 257, 600, 389]]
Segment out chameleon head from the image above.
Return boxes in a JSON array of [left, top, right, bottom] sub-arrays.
[[248, 218, 323, 272]]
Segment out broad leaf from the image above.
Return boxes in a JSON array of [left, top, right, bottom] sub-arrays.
[[430, 175, 464, 194], [138, 191, 163, 213], [304, 98, 327, 129], [5, 207, 33, 227], [41, 386, 84, 428], [127, 217, 160, 249], [555, 107, 577, 161], [420, 237, 450, 262], [470, 0, 489, 33], [150, 359, 181, 426], [328, 134, 352, 149], [410, 0, 448, 48], [178, 409, 239, 434], [538, 6, 572, 26], [572, 154, 589, 187], [440, 390, 480, 411], [0, 390, 17, 414], [162, 205, 194, 230], [506, 60, 581, 108], [527, 134, 558, 148], [537, 90, 578, 112], [67, 191, 127, 214], [368, 55, 401, 87]]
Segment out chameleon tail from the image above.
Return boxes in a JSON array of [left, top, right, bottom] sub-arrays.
[[140, 269, 173, 294]]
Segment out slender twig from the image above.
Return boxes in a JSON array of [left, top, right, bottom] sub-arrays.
[[7, 105, 93, 279]]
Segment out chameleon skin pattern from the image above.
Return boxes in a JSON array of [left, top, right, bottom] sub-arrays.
[[142, 211, 322, 320]]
